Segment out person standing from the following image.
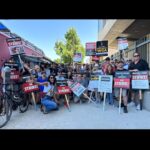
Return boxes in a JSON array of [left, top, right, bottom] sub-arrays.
[[128, 52, 149, 110]]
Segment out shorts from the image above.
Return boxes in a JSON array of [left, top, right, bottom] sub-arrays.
[[114, 88, 127, 97]]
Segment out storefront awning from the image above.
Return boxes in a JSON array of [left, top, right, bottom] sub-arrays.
[[22, 55, 43, 63]]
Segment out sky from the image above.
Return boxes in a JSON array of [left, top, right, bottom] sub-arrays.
[[0, 20, 98, 61]]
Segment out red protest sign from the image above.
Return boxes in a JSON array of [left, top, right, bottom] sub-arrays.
[[10, 70, 20, 80], [22, 83, 39, 93], [57, 86, 71, 95], [114, 78, 130, 89]]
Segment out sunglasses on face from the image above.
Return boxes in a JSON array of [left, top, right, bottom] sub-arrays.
[[50, 77, 54, 79], [134, 55, 139, 57]]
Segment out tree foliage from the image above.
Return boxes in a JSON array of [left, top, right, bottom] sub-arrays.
[[54, 28, 85, 64]]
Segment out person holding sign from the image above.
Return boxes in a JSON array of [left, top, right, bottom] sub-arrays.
[[105, 64, 115, 105], [114, 61, 128, 113], [36, 75, 59, 114], [129, 52, 149, 110]]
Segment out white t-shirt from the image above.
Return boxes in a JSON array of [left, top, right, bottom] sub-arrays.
[[43, 83, 54, 96]]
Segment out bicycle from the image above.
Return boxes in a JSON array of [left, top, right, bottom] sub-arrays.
[[0, 82, 29, 128]]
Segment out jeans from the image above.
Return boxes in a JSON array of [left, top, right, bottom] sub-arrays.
[[41, 95, 57, 112], [106, 93, 113, 104]]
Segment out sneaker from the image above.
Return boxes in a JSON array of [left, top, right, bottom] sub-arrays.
[[43, 106, 48, 114], [128, 101, 135, 107], [123, 106, 128, 113], [136, 104, 140, 110]]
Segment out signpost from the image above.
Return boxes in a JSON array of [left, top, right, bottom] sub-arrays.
[[98, 75, 113, 111], [132, 71, 149, 110]]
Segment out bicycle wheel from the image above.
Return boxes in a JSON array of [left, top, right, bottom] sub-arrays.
[[0, 95, 12, 128], [19, 93, 29, 113]]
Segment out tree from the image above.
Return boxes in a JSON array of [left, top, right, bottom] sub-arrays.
[[54, 28, 85, 64], [54, 58, 61, 64]]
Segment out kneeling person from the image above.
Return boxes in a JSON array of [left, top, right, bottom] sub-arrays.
[[41, 82, 58, 114]]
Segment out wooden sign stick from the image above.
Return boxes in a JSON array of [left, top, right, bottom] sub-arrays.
[[139, 90, 142, 110], [65, 94, 71, 112], [119, 88, 122, 114], [31, 92, 37, 110], [103, 92, 106, 111]]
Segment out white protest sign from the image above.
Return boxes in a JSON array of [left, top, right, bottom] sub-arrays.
[[98, 75, 113, 93], [67, 81, 86, 97], [88, 74, 99, 90], [132, 71, 149, 89]]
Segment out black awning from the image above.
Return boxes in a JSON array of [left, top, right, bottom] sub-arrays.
[[21, 55, 43, 63]]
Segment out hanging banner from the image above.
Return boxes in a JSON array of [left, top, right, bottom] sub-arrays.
[[98, 75, 113, 93], [85, 42, 96, 56], [114, 71, 131, 89], [96, 41, 108, 56], [132, 71, 149, 89], [73, 53, 82, 62], [6, 37, 25, 55], [117, 38, 128, 51]]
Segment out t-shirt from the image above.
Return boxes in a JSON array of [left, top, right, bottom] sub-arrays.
[[128, 59, 149, 71], [37, 77, 48, 92], [43, 83, 54, 97]]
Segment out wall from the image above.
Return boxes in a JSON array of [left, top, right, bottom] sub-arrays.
[[0, 33, 11, 67]]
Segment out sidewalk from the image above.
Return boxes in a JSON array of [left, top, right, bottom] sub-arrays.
[[2, 102, 150, 129]]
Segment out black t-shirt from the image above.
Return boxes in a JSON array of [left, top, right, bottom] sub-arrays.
[[128, 59, 149, 71]]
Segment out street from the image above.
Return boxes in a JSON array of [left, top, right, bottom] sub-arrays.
[[2, 101, 150, 129]]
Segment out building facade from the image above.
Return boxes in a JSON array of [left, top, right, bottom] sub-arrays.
[[0, 22, 53, 68], [98, 19, 150, 68]]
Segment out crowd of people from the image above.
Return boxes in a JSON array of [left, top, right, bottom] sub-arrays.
[[0, 51, 149, 114]]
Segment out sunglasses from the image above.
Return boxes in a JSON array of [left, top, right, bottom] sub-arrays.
[[50, 77, 54, 79], [134, 55, 139, 57]]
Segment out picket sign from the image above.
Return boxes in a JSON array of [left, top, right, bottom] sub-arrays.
[[22, 82, 39, 110]]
